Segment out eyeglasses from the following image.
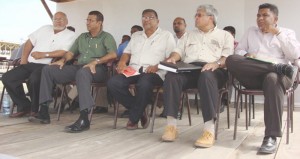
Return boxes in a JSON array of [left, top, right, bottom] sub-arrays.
[[53, 18, 65, 22], [86, 19, 97, 23], [142, 16, 156, 21], [194, 13, 211, 18]]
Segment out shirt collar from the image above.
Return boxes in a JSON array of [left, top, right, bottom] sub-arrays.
[[142, 27, 161, 38]]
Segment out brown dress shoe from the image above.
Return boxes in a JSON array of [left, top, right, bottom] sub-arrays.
[[126, 120, 138, 130], [9, 111, 29, 118]]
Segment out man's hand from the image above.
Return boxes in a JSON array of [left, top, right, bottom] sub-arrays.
[[201, 62, 219, 72], [116, 62, 127, 74], [244, 53, 257, 58], [145, 65, 158, 73], [83, 60, 98, 74], [50, 59, 65, 69], [165, 57, 177, 64], [31, 52, 45, 60]]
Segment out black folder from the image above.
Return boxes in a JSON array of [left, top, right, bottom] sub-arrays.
[[158, 61, 202, 73]]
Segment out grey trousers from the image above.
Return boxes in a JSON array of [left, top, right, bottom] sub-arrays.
[[226, 54, 293, 137], [163, 68, 227, 123], [39, 64, 108, 110]]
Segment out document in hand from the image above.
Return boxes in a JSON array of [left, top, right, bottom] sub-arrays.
[[122, 66, 140, 77], [158, 61, 202, 73]]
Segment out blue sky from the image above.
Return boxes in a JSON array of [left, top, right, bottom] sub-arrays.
[[0, 0, 56, 44]]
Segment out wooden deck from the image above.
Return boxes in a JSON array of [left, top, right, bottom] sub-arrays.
[[0, 103, 299, 159]]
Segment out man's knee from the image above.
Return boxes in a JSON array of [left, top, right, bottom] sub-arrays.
[[225, 54, 239, 70], [264, 73, 278, 86]]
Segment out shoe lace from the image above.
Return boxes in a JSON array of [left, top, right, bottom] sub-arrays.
[[201, 131, 213, 140]]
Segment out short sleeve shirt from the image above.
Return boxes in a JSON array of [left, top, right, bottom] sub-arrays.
[[174, 27, 234, 63], [69, 31, 117, 65], [124, 28, 176, 80], [28, 25, 76, 64]]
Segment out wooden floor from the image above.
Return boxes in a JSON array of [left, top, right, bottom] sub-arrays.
[[0, 103, 299, 159]]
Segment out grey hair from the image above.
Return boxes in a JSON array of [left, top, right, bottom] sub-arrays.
[[197, 4, 218, 26]]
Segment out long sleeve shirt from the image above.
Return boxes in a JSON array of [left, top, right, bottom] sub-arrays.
[[235, 26, 300, 64]]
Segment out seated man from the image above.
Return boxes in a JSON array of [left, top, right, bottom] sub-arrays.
[[107, 9, 176, 130], [161, 4, 234, 148], [29, 11, 117, 133], [2, 12, 76, 117], [117, 35, 131, 58], [226, 3, 300, 154]]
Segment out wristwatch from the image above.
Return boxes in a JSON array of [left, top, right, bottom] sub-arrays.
[[96, 58, 100, 64], [216, 61, 221, 67]]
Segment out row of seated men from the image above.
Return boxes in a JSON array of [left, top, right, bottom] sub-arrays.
[[2, 3, 300, 154]]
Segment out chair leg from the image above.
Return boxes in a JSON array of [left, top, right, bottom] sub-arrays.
[[245, 95, 248, 130], [234, 92, 241, 140], [252, 95, 255, 119], [291, 91, 294, 133], [286, 92, 291, 144], [57, 85, 67, 121], [150, 90, 160, 133], [186, 93, 192, 126], [0, 86, 6, 111], [113, 101, 119, 129], [215, 91, 223, 140], [195, 93, 199, 114], [248, 95, 252, 126], [226, 91, 230, 129]]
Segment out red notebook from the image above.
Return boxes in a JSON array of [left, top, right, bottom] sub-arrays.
[[122, 66, 140, 77]]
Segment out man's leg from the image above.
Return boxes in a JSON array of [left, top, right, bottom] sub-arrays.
[[27, 64, 45, 114], [65, 65, 108, 133], [2, 64, 35, 116], [257, 73, 285, 154], [162, 72, 194, 142], [29, 65, 79, 124], [128, 73, 163, 129], [226, 54, 297, 89], [194, 69, 227, 148], [107, 74, 137, 110]]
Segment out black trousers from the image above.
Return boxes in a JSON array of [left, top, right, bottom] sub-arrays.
[[226, 54, 293, 137], [107, 73, 163, 124], [39, 64, 108, 111], [2, 63, 45, 112], [163, 69, 227, 122]]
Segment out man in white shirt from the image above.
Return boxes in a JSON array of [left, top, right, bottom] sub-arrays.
[[161, 5, 234, 148], [160, 17, 188, 118], [2, 12, 76, 118], [173, 17, 187, 44], [107, 9, 176, 130], [226, 3, 300, 154]]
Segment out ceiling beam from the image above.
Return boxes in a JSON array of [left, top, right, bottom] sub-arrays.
[[41, 0, 53, 20]]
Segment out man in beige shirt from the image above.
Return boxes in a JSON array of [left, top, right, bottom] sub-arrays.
[[161, 4, 234, 148]]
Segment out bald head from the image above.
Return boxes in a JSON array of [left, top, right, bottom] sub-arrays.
[[173, 17, 186, 37], [53, 12, 68, 32]]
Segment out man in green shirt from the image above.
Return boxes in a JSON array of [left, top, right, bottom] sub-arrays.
[[29, 11, 117, 133]]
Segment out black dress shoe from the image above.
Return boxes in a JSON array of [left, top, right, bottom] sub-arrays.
[[65, 118, 90, 133], [65, 109, 90, 133], [28, 114, 50, 124], [258, 136, 277, 154]]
